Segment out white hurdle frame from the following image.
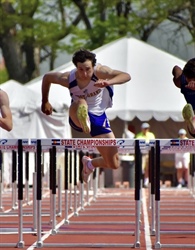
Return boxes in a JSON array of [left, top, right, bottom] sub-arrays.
[[0, 138, 144, 248], [0, 138, 194, 248], [151, 139, 195, 249]]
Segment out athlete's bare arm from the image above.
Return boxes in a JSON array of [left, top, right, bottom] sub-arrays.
[[94, 64, 131, 88], [0, 90, 13, 131], [185, 80, 195, 90], [172, 65, 195, 90], [41, 72, 70, 115], [172, 65, 182, 88]]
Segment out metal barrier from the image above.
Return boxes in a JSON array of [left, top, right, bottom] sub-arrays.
[[148, 139, 195, 249], [0, 138, 194, 248], [0, 138, 143, 248]]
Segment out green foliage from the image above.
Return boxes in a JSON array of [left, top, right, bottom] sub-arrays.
[[1, 0, 193, 51], [0, 69, 8, 84], [0, 0, 194, 82]]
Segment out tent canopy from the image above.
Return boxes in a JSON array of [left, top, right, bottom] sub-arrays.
[[0, 80, 71, 139], [1, 37, 187, 138], [29, 37, 186, 122], [93, 37, 186, 122], [26, 62, 73, 112], [1, 80, 39, 114]]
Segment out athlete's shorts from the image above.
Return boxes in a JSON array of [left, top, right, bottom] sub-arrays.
[[175, 154, 190, 169], [69, 112, 112, 137]]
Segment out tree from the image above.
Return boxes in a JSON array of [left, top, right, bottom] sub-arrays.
[[0, 0, 194, 84], [0, 0, 80, 83]]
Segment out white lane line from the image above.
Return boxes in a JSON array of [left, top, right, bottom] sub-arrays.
[[2, 191, 50, 213], [142, 188, 153, 250], [26, 196, 94, 250]]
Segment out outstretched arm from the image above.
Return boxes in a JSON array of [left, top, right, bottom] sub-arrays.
[[94, 64, 131, 88], [0, 90, 13, 131], [185, 80, 195, 90], [41, 72, 70, 115], [172, 65, 182, 88], [172, 65, 195, 90]]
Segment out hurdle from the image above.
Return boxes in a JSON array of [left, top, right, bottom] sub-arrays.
[[24, 151, 30, 203], [149, 145, 156, 236], [31, 138, 143, 248], [153, 139, 195, 249], [0, 138, 149, 248], [0, 139, 54, 247], [0, 150, 17, 212], [0, 150, 3, 211], [0, 140, 25, 248], [12, 150, 18, 209], [189, 154, 195, 197]]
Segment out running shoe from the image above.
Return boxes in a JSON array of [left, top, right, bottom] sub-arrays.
[[82, 156, 93, 183], [182, 104, 195, 134], [176, 183, 182, 189], [77, 105, 91, 134]]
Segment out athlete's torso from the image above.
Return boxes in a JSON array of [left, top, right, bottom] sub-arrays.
[[181, 74, 195, 110], [68, 67, 113, 116]]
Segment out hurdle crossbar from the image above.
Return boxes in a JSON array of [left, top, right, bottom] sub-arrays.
[[0, 138, 194, 249]]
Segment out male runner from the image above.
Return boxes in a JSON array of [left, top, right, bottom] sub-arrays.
[[41, 49, 131, 183], [172, 58, 195, 137]]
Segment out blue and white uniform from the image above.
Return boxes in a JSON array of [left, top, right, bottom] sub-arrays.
[[68, 67, 114, 136], [181, 74, 195, 110]]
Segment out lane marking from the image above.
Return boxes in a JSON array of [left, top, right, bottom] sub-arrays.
[[27, 196, 94, 250]]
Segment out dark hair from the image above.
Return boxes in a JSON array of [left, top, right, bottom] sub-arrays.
[[72, 49, 97, 67], [183, 58, 195, 79]]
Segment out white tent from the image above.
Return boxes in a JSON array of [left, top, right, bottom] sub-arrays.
[[26, 37, 187, 140], [2, 37, 188, 140], [26, 61, 73, 113], [0, 80, 71, 185], [69, 37, 187, 139], [0, 80, 71, 139], [89, 37, 188, 186], [95, 37, 186, 122], [1, 37, 188, 186]]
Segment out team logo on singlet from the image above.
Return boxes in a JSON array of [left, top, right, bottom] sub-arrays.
[[83, 89, 88, 99], [76, 89, 101, 99]]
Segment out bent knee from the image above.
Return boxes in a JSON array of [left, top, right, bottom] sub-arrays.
[[106, 154, 120, 170], [111, 163, 120, 170]]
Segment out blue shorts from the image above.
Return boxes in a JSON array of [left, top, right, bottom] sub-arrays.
[[69, 112, 112, 137]]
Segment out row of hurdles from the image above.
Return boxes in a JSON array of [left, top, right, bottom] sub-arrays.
[[0, 138, 194, 248]]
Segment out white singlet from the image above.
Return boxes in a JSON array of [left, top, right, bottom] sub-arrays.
[[68, 67, 113, 116]]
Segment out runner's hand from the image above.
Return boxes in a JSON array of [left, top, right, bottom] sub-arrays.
[[41, 102, 53, 115], [94, 79, 109, 88], [185, 81, 195, 90]]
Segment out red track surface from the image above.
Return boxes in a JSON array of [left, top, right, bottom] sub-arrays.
[[0, 187, 194, 250]]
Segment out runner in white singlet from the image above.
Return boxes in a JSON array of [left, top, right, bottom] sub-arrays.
[[41, 49, 131, 183]]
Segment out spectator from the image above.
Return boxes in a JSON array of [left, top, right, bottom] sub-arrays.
[[175, 128, 190, 188], [135, 122, 155, 187]]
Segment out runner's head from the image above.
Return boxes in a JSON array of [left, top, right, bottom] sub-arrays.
[[72, 49, 97, 67], [183, 58, 195, 80]]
